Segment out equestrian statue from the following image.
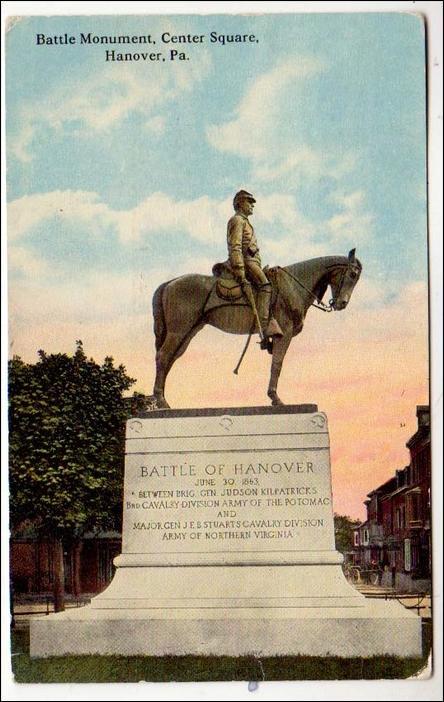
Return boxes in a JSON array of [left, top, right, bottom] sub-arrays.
[[150, 190, 362, 408]]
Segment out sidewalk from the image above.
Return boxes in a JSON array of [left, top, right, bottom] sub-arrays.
[[351, 581, 432, 618], [10, 585, 432, 628]]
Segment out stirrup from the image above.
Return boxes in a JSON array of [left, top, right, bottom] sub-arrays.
[[260, 337, 273, 354]]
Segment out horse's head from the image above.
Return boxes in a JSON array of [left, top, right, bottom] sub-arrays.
[[329, 249, 362, 311]]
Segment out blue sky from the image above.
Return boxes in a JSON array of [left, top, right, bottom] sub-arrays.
[[7, 13, 427, 286]]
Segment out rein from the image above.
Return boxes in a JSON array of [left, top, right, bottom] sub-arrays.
[[276, 266, 334, 312]]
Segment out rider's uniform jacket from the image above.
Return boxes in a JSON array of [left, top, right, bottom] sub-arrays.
[[227, 212, 261, 280]]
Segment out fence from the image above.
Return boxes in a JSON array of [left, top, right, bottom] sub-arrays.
[[10, 595, 90, 627]]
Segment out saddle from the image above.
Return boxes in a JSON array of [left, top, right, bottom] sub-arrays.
[[212, 260, 278, 302], [212, 261, 241, 301], [216, 278, 244, 301]]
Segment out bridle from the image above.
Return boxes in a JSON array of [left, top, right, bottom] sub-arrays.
[[277, 261, 360, 313]]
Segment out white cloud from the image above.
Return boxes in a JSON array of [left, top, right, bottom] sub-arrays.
[[10, 123, 35, 164], [207, 57, 323, 161], [8, 187, 372, 279], [206, 55, 358, 189], [253, 147, 325, 183], [8, 190, 115, 241], [114, 193, 231, 244], [326, 190, 373, 244], [254, 193, 314, 234], [144, 115, 166, 135], [10, 52, 212, 162], [7, 189, 232, 250], [8, 246, 49, 277], [206, 55, 366, 206], [250, 190, 372, 263]]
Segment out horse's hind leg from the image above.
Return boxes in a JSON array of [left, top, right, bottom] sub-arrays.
[[153, 325, 203, 408], [153, 332, 182, 408]]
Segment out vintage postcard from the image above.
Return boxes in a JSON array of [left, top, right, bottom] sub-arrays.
[[3, 4, 440, 695]]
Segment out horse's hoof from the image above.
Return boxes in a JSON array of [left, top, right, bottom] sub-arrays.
[[152, 396, 170, 410], [269, 394, 284, 406]]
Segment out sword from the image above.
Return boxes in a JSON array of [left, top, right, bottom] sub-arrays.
[[241, 280, 265, 343], [233, 282, 265, 375], [233, 330, 253, 375]]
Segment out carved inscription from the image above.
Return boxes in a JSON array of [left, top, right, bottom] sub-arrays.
[[123, 452, 334, 554]]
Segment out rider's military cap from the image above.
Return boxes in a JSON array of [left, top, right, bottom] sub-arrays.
[[233, 190, 256, 208]]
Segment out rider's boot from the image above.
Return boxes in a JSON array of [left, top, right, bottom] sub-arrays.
[[257, 283, 283, 352]]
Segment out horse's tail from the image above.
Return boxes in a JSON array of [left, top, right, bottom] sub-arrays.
[[152, 281, 169, 351]]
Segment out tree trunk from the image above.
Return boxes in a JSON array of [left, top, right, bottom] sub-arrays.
[[72, 540, 82, 598], [52, 538, 65, 612]]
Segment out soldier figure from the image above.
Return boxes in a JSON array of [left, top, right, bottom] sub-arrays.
[[227, 190, 283, 350]]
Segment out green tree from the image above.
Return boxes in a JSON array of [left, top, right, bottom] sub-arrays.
[[9, 342, 135, 611], [334, 513, 361, 554]]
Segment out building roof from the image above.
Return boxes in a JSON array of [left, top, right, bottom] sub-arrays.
[[380, 484, 411, 501], [367, 475, 398, 498]]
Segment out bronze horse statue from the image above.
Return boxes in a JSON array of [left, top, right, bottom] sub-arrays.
[[151, 249, 362, 408]]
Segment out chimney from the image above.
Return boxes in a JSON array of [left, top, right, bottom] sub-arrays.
[[416, 405, 430, 429]]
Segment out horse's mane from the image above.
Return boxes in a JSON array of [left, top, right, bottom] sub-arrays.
[[286, 255, 356, 277]]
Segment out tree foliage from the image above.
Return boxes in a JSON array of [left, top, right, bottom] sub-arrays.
[[334, 513, 361, 554], [9, 342, 135, 539]]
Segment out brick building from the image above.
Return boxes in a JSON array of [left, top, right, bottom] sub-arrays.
[[353, 405, 431, 592]]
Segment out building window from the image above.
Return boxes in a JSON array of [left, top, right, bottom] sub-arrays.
[[354, 532, 359, 547], [394, 507, 406, 530], [411, 492, 421, 521], [411, 544, 420, 570]]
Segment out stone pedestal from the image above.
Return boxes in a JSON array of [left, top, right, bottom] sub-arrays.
[[30, 406, 422, 658]]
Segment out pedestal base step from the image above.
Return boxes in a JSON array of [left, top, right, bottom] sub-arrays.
[[30, 598, 422, 658]]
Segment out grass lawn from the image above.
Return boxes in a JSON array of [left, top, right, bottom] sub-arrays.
[[10, 624, 432, 683]]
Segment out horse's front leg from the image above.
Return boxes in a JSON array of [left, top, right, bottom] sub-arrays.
[[267, 332, 292, 406]]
